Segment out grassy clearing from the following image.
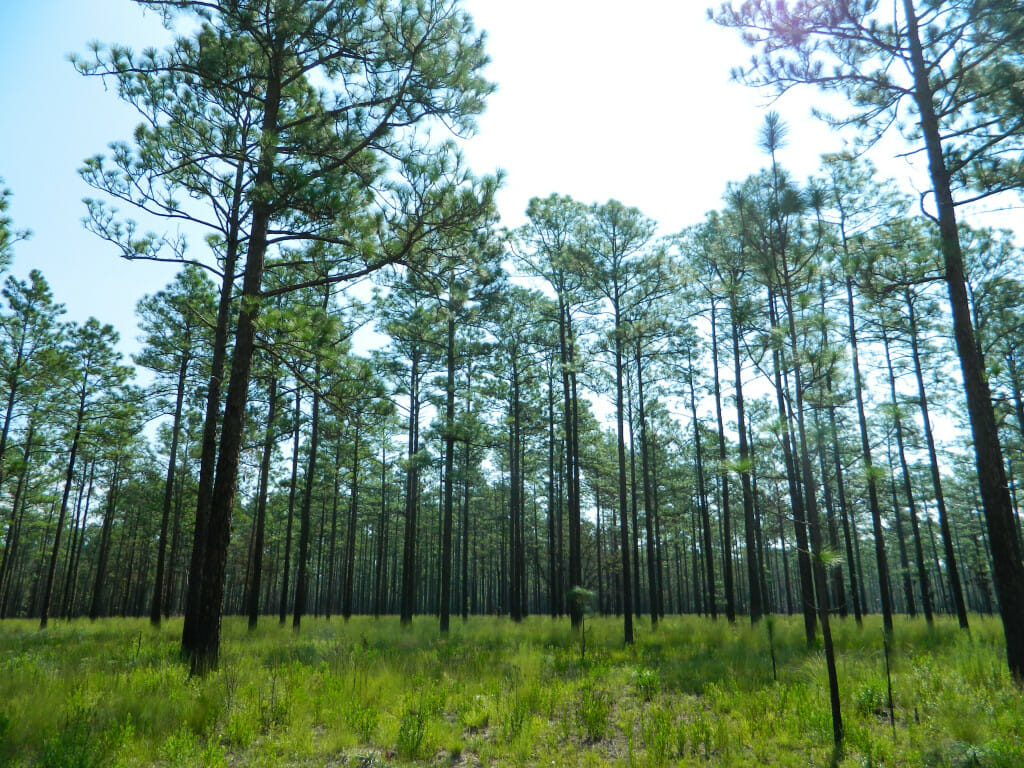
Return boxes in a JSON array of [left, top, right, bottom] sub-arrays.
[[0, 614, 1020, 767]]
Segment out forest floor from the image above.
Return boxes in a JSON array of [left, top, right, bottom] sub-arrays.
[[0, 613, 1020, 767]]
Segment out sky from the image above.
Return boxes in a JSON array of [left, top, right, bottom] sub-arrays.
[[0, 0, 1019, 362]]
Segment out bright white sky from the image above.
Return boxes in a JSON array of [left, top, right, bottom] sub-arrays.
[[0, 0, 1018, 361]]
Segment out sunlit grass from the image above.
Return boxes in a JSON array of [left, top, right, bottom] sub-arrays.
[[0, 614, 1020, 766]]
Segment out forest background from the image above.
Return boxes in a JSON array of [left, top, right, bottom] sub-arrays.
[[1, 1, 1024, 766]]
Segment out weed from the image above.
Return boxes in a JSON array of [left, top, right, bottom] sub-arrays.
[[577, 685, 609, 741], [342, 697, 380, 743], [36, 717, 102, 768], [395, 697, 426, 759], [500, 693, 529, 743], [854, 681, 889, 718], [631, 666, 661, 700], [639, 705, 673, 766], [457, 694, 491, 733]]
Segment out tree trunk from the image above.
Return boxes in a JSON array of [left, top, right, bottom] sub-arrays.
[[686, 347, 716, 619], [40, 388, 87, 630], [710, 302, 736, 622], [189, 58, 283, 671], [181, 156, 246, 657], [152, 351, 190, 626], [882, 326, 933, 624], [562, 305, 583, 630], [903, 0, 1024, 676], [279, 386, 302, 624], [400, 348, 421, 626], [636, 344, 659, 625], [844, 275, 894, 636], [730, 297, 763, 622], [613, 299, 634, 644], [768, 288, 816, 643], [440, 309, 456, 633], [906, 295, 970, 629], [247, 376, 278, 629], [293, 368, 321, 631], [343, 423, 361, 620]]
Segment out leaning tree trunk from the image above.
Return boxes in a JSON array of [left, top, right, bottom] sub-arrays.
[[279, 385, 302, 624], [906, 294, 970, 630], [564, 307, 584, 630], [904, 0, 1024, 677], [189, 64, 282, 673]]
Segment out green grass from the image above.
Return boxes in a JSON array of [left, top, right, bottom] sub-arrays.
[[0, 614, 1020, 766]]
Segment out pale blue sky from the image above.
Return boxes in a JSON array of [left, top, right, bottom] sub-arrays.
[[3, 0, 1012, 361]]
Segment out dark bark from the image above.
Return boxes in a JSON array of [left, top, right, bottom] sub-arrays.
[[686, 347, 716, 619], [400, 347, 421, 626], [636, 344, 659, 625], [562, 305, 583, 630], [903, 0, 1024, 676], [247, 375, 278, 629], [882, 326, 933, 624], [343, 424, 361, 620], [613, 298, 634, 644], [906, 296, 970, 629], [440, 310, 456, 633], [293, 367, 321, 631], [710, 302, 736, 622], [279, 386, 302, 625], [768, 289, 816, 643], [730, 297, 763, 622], [181, 157, 245, 657], [40, 384, 87, 629], [188, 54, 283, 673], [151, 350, 190, 626], [89, 457, 121, 621], [845, 275, 894, 636]]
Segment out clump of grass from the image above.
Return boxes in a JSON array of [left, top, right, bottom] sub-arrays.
[[576, 684, 610, 741], [394, 695, 427, 759]]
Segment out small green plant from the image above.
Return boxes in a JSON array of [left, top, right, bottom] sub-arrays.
[[640, 705, 673, 766], [458, 695, 491, 733], [342, 698, 380, 743], [854, 682, 888, 718], [631, 667, 661, 700], [577, 686, 609, 741], [0, 711, 11, 764], [500, 694, 529, 743], [37, 720, 102, 768], [569, 587, 597, 661], [395, 698, 427, 759]]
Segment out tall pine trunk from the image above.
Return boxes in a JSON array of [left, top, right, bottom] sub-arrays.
[[904, 0, 1024, 676], [844, 275, 894, 636]]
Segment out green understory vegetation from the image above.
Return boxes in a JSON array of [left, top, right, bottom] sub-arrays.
[[0, 615, 1020, 767]]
